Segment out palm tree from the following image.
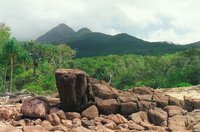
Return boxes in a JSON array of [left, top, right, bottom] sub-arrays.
[[3, 38, 31, 92]]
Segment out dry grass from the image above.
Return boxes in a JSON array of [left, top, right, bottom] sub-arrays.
[[156, 85, 200, 100]]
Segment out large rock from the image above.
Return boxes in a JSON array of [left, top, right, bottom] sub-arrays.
[[129, 111, 149, 123], [55, 69, 93, 112], [168, 115, 187, 131], [147, 108, 168, 126], [119, 102, 138, 115], [92, 84, 119, 99], [23, 126, 46, 132], [21, 97, 50, 118], [163, 105, 187, 117], [96, 98, 118, 114], [81, 105, 98, 119], [107, 114, 128, 124]]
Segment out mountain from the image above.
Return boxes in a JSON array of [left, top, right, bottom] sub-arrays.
[[36, 24, 199, 58], [36, 23, 75, 43]]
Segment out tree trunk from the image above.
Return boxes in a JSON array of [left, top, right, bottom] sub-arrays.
[[8, 57, 13, 92]]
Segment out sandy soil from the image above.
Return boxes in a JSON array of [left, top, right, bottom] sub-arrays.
[[156, 85, 200, 100]]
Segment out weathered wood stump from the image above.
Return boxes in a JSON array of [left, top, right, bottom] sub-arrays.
[[55, 69, 93, 112]]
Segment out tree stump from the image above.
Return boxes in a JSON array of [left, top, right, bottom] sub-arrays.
[[55, 69, 90, 112]]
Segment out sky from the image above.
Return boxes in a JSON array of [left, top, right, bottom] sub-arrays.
[[1, 0, 200, 44]]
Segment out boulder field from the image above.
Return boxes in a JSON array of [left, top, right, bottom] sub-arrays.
[[0, 69, 200, 132]]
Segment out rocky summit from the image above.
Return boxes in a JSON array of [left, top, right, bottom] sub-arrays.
[[0, 69, 200, 132]]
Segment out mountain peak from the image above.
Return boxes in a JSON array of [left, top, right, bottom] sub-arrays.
[[77, 27, 92, 34], [36, 23, 75, 43]]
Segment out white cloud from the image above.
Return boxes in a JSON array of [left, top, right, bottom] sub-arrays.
[[0, 0, 200, 44]]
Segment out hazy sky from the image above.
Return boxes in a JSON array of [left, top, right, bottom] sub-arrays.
[[1, 0, 200, 44]]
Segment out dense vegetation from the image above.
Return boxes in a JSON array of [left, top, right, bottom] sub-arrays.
[[36, 23, 200, 58], [1, 23, 200, 94]]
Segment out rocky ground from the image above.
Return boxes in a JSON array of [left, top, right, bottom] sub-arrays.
[[0, 69, 200, 132]]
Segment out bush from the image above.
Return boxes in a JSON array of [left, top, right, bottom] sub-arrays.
[[173, 82, 192, 87]]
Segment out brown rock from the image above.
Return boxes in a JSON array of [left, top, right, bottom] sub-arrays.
[[129, 111, 149, 123], [65, 112, 81, 120], [193, 122, 200, 132], [104, 121, 116, 130], [139, 121, 160, 131], [82, 120, 95, 128], [72, 118, 82, 125], [163, 105, 187, 117], [119, 102, 138, 115], [41, 120, 51, 127], [0, 107, 12, 120], [92, 84, 119, 99], [81, 105, 98, 119], [127, 121, 145, 131], [12, 120, 26, 126], [55, 110, 66, 119], [147, 108, 168, 126], [131, 86, 154, 95], [168, 115, 187, 131], [137, 101, 157, 111], [46, 113, 61, 126], [137, 94, 152, 101], [72, 126, 93, 132], [94, 125, 115, 132], [0, 126, 22, 132], [50, 107, 60, 114], [34, 119, 42, 125], [61, 119, 73, 127], [21, 97, 50, 118], [153, 93, 169, 108], [169, 96, 185, 108], [96, 98, 118, 114], [107, 114, 128, 124], [117, 92, 138, 103], [55, 69, 91, 112], [23, 126, 46, 132], [193, 99, 200, 109]]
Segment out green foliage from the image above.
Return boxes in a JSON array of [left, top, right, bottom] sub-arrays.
[[69, 49, 200, 89], [0, 23, 10, 51], [173, 82, 192, 88]]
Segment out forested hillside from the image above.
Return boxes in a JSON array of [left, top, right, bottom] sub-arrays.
[[36, 23, 199, 58]]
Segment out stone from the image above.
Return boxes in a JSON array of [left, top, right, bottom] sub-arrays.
[[127, 121, 145, 131], [107, 114, 128, 124], [21, 97, 50, 118], [72, 126, 93, 132], [0, 126, 22, 132], [96, 98, 118, 114], [129, 111, 149, 123], [104, 121, 116, 130], [61, 119, 73, 127], [193, 122, 200, 132], [163, 105, 187, 117], [55, 69, 91, 112], [117, 92, 138, 103], [92, 84, 119, 99], [82, 120, 95, 128], [41, 120, 51, 127], [168, 115, 187, 131], [0, 107, 12, 120], [23, 126, 46, 132], [169, 96, 185, 108], [147, 108, 168, 126], [12, 120, 25, 126], [119, 102, 138, 115], [81, 105, 98, 119], [137, 94, 152, 101], [193, 99, 200, 109], [46, 113, 61, 126], [131, 86, 154, 95], [72, 118, 82, 125], [137, 101, 157, 111], [34, 119, 42, 125], [153, 93, 169, 108], [55, 110, 66, 119], [65, 112, 81, 120]]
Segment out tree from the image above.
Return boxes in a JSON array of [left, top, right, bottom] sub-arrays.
[[3, 38, 31, 92], [0, 23, 10, 51]]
